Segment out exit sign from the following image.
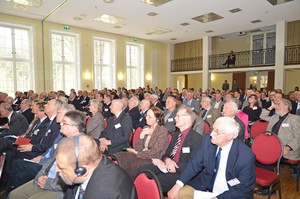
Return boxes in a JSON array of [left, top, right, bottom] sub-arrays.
[[64, 25, 70, 30]]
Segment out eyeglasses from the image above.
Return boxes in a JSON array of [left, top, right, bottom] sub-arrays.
[[61, 120, 75, 126]]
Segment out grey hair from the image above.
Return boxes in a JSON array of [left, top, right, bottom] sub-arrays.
[[215, 117, 240, 139]]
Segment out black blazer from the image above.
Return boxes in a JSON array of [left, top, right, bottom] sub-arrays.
[[1, 112, 29, 136], [100, 112, 133, 155], [21, 108, 35, 124], [163, 128, 203, 173], [128, 106, 140, 129], [64, 155, 137, 199]]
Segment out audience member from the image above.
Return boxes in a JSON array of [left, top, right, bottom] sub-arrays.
[[139, 105, 203, 193], [182, 90, 200, 114], [168, 117, 255, 199], [19, 99, 35, 124], [242, 94, 262, 125], [222, 50, 236, 67], [86, 99, 105, 139], [115, 107, 169, 179], [127, 96, 141, 129], [164, 95, 178, 133], [199, 97, 221, 127]]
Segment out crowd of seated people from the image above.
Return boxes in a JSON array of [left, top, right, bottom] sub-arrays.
[[0, 85, 299, 198]]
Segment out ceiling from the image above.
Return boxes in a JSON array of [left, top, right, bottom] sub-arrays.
[[0, 0, 300, 44]]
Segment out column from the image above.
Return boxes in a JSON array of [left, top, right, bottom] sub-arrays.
[[275, 21, 286, 91], [202, 36, 212, 90]]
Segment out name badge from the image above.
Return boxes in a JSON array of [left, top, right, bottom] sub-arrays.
[[104, 108, 108, 112], [115, 123, 121, 129], [54, 144, 57, 149], [282, 123, 289, 127], [33, 129, 39, 135], [139, 118, 143, 122], [253, 106, 258, 110], [182, 147, 190, 153], [191, 107, 194, 110], [207, 115, 212, 118], [46, 129, 51, 136], [168, 118, 174, 122], [228, 178, 241, 187]]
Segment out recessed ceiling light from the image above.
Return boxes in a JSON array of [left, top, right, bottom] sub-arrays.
[[114, 26, 122, 29], [229, 8, 242, 13], [94, 14, 124, 24], [205, 30, 214, 33], [14, 4, 28, 10], [192, 12, 224, 23], [170, 38, 177, 40], [251, 19, 262, 23], [146, 27, 172, 35], [141, 0, 172, 7], [147, 12, 158, 16], [266, 0, 294, 6], [180, 22, 190, 26], [103, 0, 114, 3], [73, 17, 82, 20]]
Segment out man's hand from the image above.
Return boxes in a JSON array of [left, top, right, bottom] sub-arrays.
[[17, 143, 33, 152], [152, 158, 166, 169], [168, 184, 181, 199], [37, 175, 48, 189], [100, 138, 111, 146], [165, 158, 179, 173], [31, 155, 43, 163]]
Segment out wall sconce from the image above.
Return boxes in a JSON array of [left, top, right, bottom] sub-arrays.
[[84, 72, 91, 80], [146, 74, 152, 81], [117, 73, 124, 80], [210, 73, 215, 81]]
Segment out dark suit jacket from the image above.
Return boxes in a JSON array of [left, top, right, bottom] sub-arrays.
[[136, 109, 148, 129], [164, 109, 177, 133], [153, 101, 164, 110], [15, 117, 61, 159], [80, 96, 90, 108], [64, 155, 137, 199], [128, 106, 141, 129], [100, 112, 133, 155], [179, 134, 255, 199], [234, 116, 246, 141], [163, 129, 203, 173], [68, 99, 82, 111], [1, 111, 29, 136], [21, 108, 35, 124], [102, 103, 113, 120]]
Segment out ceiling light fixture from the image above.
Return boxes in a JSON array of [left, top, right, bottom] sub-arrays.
[[7, 0, 45, 8], [103, 0, 113, 3]]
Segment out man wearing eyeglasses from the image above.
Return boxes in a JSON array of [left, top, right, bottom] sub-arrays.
[[168, 117, 255, 199], [139, 105, 203, 194]]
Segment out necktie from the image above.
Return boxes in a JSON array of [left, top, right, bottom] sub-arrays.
[[78, 185, 85, 199], [201, 109, 207, 119], [170, 133, 182, 160], [28, 119, 41, 137], [207, 147, 222, 192]]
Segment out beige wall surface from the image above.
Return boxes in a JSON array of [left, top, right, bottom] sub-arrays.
[[188, 74, 203, 90], [287, 20, 300, 46], [285, 69, 300, 92], [217, 36, 251, 54], [1, 13, 168, 92], [210, 73, 233, 91]]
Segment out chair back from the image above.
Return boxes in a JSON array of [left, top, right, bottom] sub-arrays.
[[108, 154, 120, 166], [0, 153, 6, 179], [250, 120, 269, 139], [252, 131, 283, 170], [104, 119, 108, 128], [134, 170, 163, 199], [168, 133, 172, 143], [86, 116, 92, 127], [204, 120, 210, 134], [132, 127, 143, 148]]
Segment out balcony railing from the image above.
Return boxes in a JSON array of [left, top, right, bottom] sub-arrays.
[[285, 45, 300, 65], [209, 48, 275, 69], [171, 56, 202, 72]]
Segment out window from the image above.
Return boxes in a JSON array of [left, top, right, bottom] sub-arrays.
[[51, 31, 80, 92], [0, 23, 35, 96], [126, 43, 144, 89], [93, 38, 115, 89]]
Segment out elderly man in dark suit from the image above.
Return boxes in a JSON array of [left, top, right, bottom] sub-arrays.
[[127, 96, 141, 130], [139, 105, 203, 193], [55, 135, 136, 199], [0, 102, 29, 136], [168, 117, 255, 199], [100, 99, 133, 155], [19, 99, 35, 124]]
